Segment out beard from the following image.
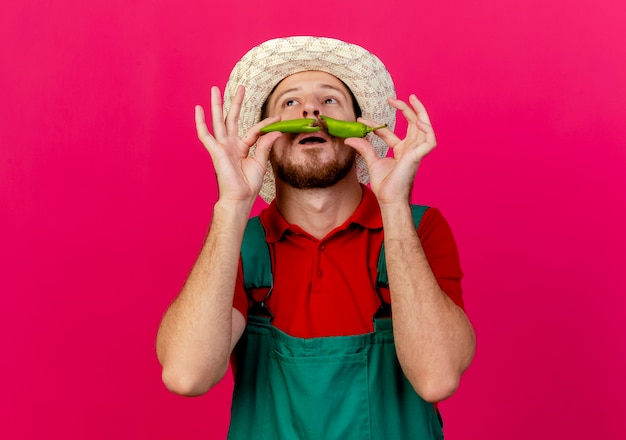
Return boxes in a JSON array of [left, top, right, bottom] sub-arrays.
[[272, 147, 356, 190]]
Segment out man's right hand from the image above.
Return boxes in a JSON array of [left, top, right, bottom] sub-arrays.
[[195, 85, 282, 203]]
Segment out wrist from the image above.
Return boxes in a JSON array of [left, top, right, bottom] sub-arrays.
[[379, 200, 412, 218], [212, 198, 255, 225], [379, 202, 416, 239]]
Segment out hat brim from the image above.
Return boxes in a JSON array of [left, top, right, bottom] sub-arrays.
[[223, 36, 396, 203]]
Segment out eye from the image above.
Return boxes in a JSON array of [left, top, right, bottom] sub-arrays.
[[323, 97, 338, 104], [284, 99, 298, 107]]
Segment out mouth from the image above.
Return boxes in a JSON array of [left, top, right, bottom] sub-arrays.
[[297, 134, 328, 145]]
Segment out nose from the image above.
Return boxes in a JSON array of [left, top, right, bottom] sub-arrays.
[[302, 108, 320, 117], [301, 98, 320, 118]]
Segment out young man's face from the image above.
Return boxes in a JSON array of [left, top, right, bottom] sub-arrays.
[[264, 71, 358, 190]]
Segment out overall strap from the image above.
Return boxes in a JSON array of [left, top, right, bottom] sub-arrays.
[[241, 216, 272, 289], [376, 205, 429, 286], [373, 205, 429, 319], [241, 216, 274, 318]]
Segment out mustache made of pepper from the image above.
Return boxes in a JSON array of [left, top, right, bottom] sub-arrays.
[[260, 115, 387, 138]]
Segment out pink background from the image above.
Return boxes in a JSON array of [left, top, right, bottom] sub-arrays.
[[2, 0, 625, 438]]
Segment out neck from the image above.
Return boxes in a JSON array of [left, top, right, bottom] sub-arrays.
[[275, 174, 363, 239]]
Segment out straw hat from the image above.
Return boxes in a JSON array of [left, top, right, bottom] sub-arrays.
[[222, 36, 396, 203]]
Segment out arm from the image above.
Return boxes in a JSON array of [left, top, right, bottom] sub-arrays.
[[381, 203, 475, 403], [346, 95, 475, 403], [156, 86, 281, 396], [156, 200, 249, 396]]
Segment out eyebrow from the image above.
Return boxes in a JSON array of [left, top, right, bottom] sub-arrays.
[[271, 83, 348, 106]]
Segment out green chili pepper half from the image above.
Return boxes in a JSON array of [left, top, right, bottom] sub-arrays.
[[320, 115, 387, 138], [260, 118, 320, 134]]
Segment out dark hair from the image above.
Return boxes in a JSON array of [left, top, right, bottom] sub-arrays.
[[260, 77, 362, 120]]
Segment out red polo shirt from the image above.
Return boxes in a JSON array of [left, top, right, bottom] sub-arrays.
[[233, 186, 464, 338]]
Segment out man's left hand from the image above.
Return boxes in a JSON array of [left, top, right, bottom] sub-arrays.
[[345, 95, 437, 206]]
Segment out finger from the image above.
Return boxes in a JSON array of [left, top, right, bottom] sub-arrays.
[[417, 125, 436, 148], [408, 95, 433, 126], [407, 95, 437, 148], [253, 115, 281, 134], [390, 96, 436, 148], [356, 116, 386, 131], [258, 115, 282, 130], [357, 116, 401, 149], [210, 86, 226, 139], [240, 115, 281, 148], [388, 97, 419, 125], [407, 95, 434, 139], [195, 105, 215, 147], [344, 137, 379, 167], [417, 119, 437, 148], [254, 131, 281, 164], [412, 127, 437, 159], [225, 85, 245, 135]]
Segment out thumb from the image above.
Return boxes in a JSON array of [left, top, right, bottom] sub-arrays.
[[253, 132, 281, 164], [344, 138, 379, 168]]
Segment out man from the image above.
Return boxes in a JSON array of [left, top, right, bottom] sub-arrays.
[[157, 36, 475, 439]]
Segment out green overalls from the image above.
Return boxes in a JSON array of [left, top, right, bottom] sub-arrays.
[[228, 205, 444, 439]]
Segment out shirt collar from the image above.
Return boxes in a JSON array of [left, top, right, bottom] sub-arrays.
[[261, 184, 382, 243]]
